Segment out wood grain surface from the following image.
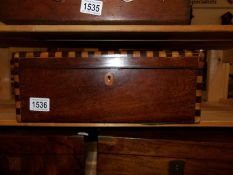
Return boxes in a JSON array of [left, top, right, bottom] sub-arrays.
[[0, 135, 85, 175], [0, 25, 232, 33], [0, 49, 11, 102], [98, 155, 233, 175], [0, 0, 190, 24], [98, 136, 233, 175], [19, 69, 197, 123], [206, 50, 230, 103], [98, 137, 233, 161], [1, 103, 233, 127], [19, 56, 200, 69]]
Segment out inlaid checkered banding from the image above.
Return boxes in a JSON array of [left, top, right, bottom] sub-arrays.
[[195, 70, 204, 123], [194, 50, 205, 123], [13, 52, 21, 122], [15, 50, 201, 59]]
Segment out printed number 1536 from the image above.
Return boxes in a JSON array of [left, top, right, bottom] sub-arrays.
[[30, 98, 50, 112]]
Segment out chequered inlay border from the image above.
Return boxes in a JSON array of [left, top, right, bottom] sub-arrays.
[[13, 50, 201, 59], [13, 53, 21, 122], [12, 50, 204, 123], [195, 70, 203, 123]]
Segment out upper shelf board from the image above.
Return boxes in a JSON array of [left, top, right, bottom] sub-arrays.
[[0, 25, 232, 32], [0, 25, 232, 48]]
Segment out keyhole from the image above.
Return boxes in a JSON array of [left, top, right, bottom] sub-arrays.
[[107, 75, 111, 82], [105, 73, 114, 86]]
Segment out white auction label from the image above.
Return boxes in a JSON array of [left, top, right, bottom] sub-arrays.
[[29, 97, 50, 112], [80, 0, 103, 16]]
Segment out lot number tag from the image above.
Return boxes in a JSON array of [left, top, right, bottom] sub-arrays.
[[30, 97, 50, 112], [80, 0, 103, 16]]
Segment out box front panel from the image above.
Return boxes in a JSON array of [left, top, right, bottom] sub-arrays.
[[0, 0, 190, 24], [19, 68, 197, 123]]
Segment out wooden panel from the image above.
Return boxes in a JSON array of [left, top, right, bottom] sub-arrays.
[[0, 155, 84, 175], [2, 103, 233, 127], [0, 25, 232, 33], [0, 0, 190, 24], [98, 136, 233, 175], [223, 49, 233, 63], [98, 155, 233, 175], [201, 102, 233, 122], [98, 128, 233, 142], [0, 104, 15, 121], [0, 135, 85, 175], [19, 69, 197, 123], [0, 135, 84, 154], [0, 25, 233, 49], [19, 56, 200, 69], [206, 50, 230, 102], [98, 137, 233, 162], [0, 48, 11, 102]]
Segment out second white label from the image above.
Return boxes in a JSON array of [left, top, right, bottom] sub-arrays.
[[29, 97, 50, 112]]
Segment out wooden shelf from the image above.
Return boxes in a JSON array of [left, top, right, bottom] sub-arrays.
[[0, 25, 232, 32], [0, 25, 232, 48], [0, 103, 233, 127]]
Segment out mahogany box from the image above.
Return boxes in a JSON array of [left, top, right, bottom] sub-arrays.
[[12, 50, 203, 123], [0, 0, 191, 24]]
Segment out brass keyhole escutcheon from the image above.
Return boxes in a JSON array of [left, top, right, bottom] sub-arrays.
[[105, 73, 114, 86]]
